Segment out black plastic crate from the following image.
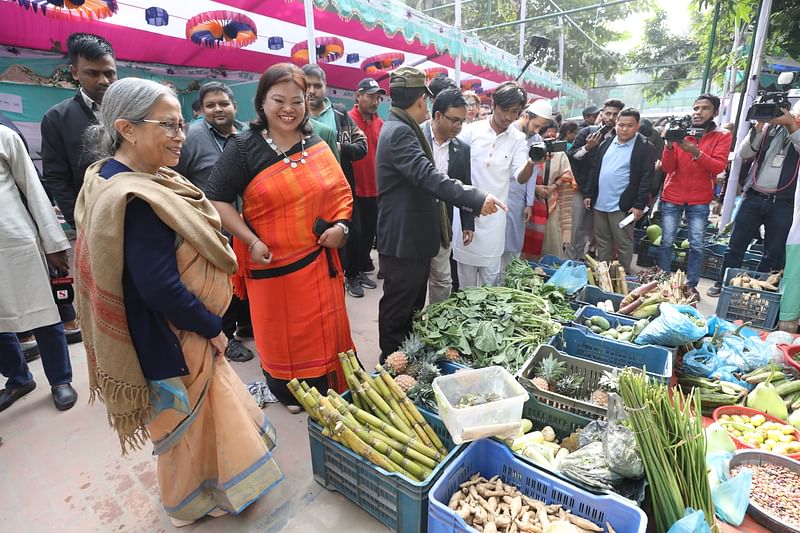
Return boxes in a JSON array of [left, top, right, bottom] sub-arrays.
[[715, 268, 781, 330]]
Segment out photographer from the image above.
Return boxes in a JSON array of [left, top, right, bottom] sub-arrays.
[[659, 94, 731, 298], [708, 100, 800, 298]]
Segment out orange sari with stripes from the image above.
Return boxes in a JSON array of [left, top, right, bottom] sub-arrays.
[[232, 141, 354, 391]]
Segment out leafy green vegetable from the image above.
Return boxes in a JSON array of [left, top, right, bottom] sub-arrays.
[[503, 259, 576, 323]]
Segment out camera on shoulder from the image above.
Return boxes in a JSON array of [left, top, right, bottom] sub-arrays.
[[529, 139, 567, 161], [664, 115, 705, 142], [746, 72, 796, 122]]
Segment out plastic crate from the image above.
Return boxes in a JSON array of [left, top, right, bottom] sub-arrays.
[[516, 344, 634, 418], [632, 227, 646, 253], [574, 304, 636, 330], [712, 406, 800, 460], [700, 244, 763, 282], [647, 242, 689, 272], [549, 326, 673, 382], [635, 239, 656, 267], [573, 286, 625, 315], [427, 439, 648, 533], [308, 395, 463, 532], [715, 268, 782, 330]]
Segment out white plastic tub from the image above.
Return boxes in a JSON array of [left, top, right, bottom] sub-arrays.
[[432, 366, 527, 444]]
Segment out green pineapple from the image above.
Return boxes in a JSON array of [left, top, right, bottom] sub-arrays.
[[417, 361, 441, 386], [554, 374, 585, 397], [590, 369, 620, 407], [399, 333, 426, 359], [531, 354, 567, 391]]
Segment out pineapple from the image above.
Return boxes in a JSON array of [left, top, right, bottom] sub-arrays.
[[386, 351, 409, 375], [590, 370, 620, 408], [394, 374, 417, 392], [554, 374, 584, 397], [531, 354, 567, 391], [446, 347, 461, 361], [417, 361, 441, 386], [399, 333, 426, 359]]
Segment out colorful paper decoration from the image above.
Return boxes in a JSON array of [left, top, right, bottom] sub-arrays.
[[13, 0, 118, 20], [290, 37, 344, 65], [186, 10, 258, 49], [460, 78, 482, 91], [267, 37, 284, 50], [346, 53, 360, 64], [361, 52, 404, 74], [144, 6, 168, 26], [424, 67, 448, 81]]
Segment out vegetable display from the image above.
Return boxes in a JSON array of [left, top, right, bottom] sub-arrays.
[[618, 370, 715, 533], [583, 254, 629, 295], [581, 315, 649, 343], [730, 462, 800, 529], [502, 420, 579, 471], [716, 412, 800, 455], [413, 286, 563, 373], [446, 474, 608, 533], [503, 259, 575, 322], [728, 271, 782, 292], [676, 375, 747, 415], [615, 271, 697, 318], [289, 351, 448, 482]]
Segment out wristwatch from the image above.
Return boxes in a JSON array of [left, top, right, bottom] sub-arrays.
[[335, 222, 349, 236]]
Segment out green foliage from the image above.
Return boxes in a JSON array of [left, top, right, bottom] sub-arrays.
[[627, 10, 700, 100]]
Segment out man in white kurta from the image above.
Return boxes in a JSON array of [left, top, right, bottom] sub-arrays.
[[453, 82, 535, 286], [0, 124, 78, 412]]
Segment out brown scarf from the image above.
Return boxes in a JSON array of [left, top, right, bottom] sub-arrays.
[[390, 107, 452, 248], [74, 160, 237, 453]]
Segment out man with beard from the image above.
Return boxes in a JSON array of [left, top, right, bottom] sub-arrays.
[[174, 82, 254, 363], [657, 94, 731, 298]]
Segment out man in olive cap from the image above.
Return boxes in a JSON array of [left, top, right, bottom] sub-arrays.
[[375, 66, 507, 361]]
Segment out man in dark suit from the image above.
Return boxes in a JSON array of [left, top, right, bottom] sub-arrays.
[[375, 66, 506, 361], [422, 88, 473, 303], [40, 33, 116, 229], [584, 107, 655, 271]]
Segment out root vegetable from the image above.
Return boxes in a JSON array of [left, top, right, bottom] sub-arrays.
[[484, 521, 498, 533], [449, 490, 464, 509], [567, 514, 603, 531]]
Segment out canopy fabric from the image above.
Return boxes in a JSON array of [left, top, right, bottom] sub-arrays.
[[0, 0, 585, 104]]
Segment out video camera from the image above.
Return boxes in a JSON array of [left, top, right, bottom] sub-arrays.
[[746, 72, 796, 122], [529, 139, 567, 161], [664, 115, 705, 143]]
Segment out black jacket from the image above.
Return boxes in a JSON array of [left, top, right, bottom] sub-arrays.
[[332, 103, 367, 193], [422, 122, 474, 231], [585, 133, 655, 213], [376, 114, 485, 259], [40, 91, 97, 227]]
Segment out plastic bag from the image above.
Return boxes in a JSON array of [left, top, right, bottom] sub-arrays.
[[545, 260, 588, 295], [717, 334, 772, 373], [708, 365, 751, 389], [713, 469, 752, 526], [635, 304, 707, 347], [681, 342, 724, 377], [706, 315, 759, 338], [666, 509, 713, 533], [558, 442, 622, 490], [603, 393, 644, 479], [578, 420, 608, 448]]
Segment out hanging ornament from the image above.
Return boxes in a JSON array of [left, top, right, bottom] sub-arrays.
[[186, 10, 258, 49], [267, 37, 284, 50], [144, 6, 168, 26], [424, 67, 448, 81], [13, 0, 117, 20], [290, 37, 344, 65], [360, 53, 404, 74]]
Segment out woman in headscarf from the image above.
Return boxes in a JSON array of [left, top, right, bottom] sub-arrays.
[[205, 63, 355, 414], [74, 78, 282, 527]]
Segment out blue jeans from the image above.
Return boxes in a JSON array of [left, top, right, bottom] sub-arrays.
[[0, 323, 72, 389], [657, 201, 710, 287], [717, 191, 793, 285]]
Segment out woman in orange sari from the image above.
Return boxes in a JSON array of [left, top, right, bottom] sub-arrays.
[[207, 64, 355, 413]]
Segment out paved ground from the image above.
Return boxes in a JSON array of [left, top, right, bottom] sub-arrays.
[[0, 255, 722, 533]]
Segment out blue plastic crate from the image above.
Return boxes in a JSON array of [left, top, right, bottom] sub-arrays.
[[573, 285, 624, 312], [716, 268, 782, 331], [573, 305, 636, 330], [632, 227, 646, 253], [427, 439, 647, 533], [308, 393, 463, 532], [549, 326, 673, 382]]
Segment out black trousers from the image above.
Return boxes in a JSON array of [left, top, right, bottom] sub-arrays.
[[222, 294, 252, 338], [378, 254, 430, 360], [344, 196, 378, 277]]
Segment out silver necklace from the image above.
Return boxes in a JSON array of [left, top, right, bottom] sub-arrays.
[[263, 130, 307, 168]]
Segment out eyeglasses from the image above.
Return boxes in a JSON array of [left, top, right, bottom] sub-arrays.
[[442, 114, 466, 127], [466, 103, 478, 109], [134, 119, 188, 138]]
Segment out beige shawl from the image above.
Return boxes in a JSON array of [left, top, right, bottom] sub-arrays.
[[74, 160, 237, 453]]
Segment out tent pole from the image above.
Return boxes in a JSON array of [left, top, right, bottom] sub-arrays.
[[519, 0, 526, 59], [304, 0, 317, 65], [720, 0, 770, 227], [455, 0, 462, 84], [557, 16, 564, 109]]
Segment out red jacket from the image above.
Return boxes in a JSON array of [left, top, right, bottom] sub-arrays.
[[349, 106, 383, 198], [661, 127, 732, 205]]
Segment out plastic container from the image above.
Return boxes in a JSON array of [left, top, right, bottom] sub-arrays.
[[307, 395, 463, 533], [700, 244, 762, 281], [711, 405, 800, 460], [635, 239, 657, 267], [574, 304, 637, 329], [574, 285, 624, 310], [516, 344, 631, 418], [728, 451, 800, 533], [432, 366, 527, 444], [427, 439, 648, 533], [781, 344, 800, 375], [632, 227, 646, 253], [716, 268, 782, 330], [549, 326, 673, 383]]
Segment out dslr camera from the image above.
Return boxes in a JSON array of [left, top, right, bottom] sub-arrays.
[[529, 139, 567, 161], [746, 72, 795, 122], [664, 115, 705, 142]]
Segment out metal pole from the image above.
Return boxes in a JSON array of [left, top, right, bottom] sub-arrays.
[[469, 0, 633, 32], [455, 0, 462, 84], [545, 0, 615, 58], [519, 0, 526, 58], [720, 0, 770, 227], [422, 0, 478, 14], [303, 0, 317, 65], [721, 20, 743, 124], [700, 0, 722, 93], [557, 16, 564, 109]]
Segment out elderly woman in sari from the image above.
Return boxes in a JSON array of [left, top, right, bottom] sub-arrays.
[[206, 63, 355, 414], [74, 78, 282, 527]]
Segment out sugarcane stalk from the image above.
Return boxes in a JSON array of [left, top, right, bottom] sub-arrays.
[[372, 366, 415, 429], [377, 371, 436, 449], [337, 352, 363, 410], [287, 379, 316, 420], [380, 369, 448, 455], [332, 421, 407, 475], [347, 373, 392, 426], [342, 402, 443, 462], [360, 378, 415, 436]]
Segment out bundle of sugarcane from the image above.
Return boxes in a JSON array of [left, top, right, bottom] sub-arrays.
[[288, 351, 449, 482], [584, 255, 629, 295]]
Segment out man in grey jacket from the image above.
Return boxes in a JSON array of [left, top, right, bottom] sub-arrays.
[[174, 82, 254, 363], [375, 66, 507, 361]]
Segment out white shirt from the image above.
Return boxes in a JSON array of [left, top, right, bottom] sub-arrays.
[[80, 88, 100, 121], [431, 134, 451, 173], [453, 120, 529, 266]]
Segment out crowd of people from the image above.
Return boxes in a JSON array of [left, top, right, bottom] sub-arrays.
[[1, 30, 800, 526]]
